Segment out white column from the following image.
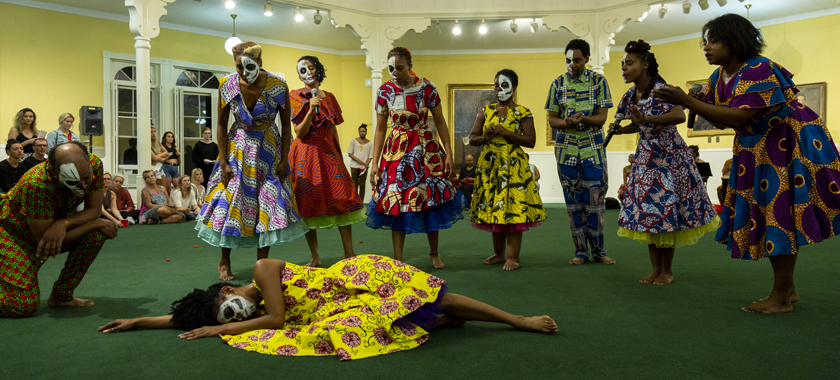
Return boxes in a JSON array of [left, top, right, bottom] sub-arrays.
[[370, 69, 382, 124], [125, 0, 174, 199]]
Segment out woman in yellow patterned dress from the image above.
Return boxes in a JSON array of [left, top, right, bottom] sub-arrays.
[[98, 255, 557, 361], [469, 70, 546, 271]]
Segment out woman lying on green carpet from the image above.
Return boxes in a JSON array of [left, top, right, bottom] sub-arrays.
[[98, 255, 557, 361]]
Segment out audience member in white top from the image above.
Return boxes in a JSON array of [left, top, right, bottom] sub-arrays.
[[347, 124, 373, 198], [100, 172, 126, 228], [190, 168, 205, 207], [525, 153, 541, 192], [170, 174, 199, 221]]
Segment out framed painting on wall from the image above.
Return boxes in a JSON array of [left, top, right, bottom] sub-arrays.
[[686, 79, 736, 137], [796, 82, 827, 125], [447, 83, 508, 171]]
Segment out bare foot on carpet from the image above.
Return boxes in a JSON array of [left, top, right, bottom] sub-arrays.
[[304, 258, 321, 267], [639, 270, 660, 284], [484, 254, 505, 265], [218, 263, 235, 281], [790, 291, 800, 303], [742, 297, 793, 314], [514, 315, 558, 334], [569, 257, 586, 265], [503, 259, 520, 271], [430, 253, 445, 269], [48, 295, 94, 308], [146, 219, 158, 225], [596, 256, 616, 264], [653, 272, 673, 285]]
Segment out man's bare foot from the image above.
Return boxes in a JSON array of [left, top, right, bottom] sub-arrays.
[[484, 254, 505, 265], [436, 314, 466, 328], [742, 297, 793, 314], [513, 315, 558, 334], [304, 258, 321, 267], [48, 295, 94, 308], [596, 256, 616, 264], [430, 253, 445, 269], [653, 272, 673, 285], [218, 263, 234, 281], [569, 257, 586, 265], [503, 259, 520, 271], [639, 270, 660, 284]]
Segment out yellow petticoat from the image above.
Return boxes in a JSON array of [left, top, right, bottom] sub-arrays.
[[617, 216, 721, 248]]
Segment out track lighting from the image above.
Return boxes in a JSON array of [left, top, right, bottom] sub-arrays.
[[699, 0, 709, 10], [294, 6, 303, 22], [263, 0, 272, 16], [479, 19, 487, 34], [509, 20, 518, 33], [314, 10, 322, 24], [683, 0, 691, 14], [658, 4, 667, 18], [716, 0, 727, 6], [453, 20, 461, 35], [530, 18, 538, 33]]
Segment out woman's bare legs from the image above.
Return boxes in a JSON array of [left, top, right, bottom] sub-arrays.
[[304, 230, 320, 267], [257, 246, 270, 260], [640, 244, 661, 284], [503, 232, 522, 271], [428, 230, 444, 269], [338, 225, 356, 258], [743, 254, 797, 313], [439, 293, 557, 334], [484, 232, 506, 265], [392, 231, 406, 262], [653, 247, 674, 285], [219, 248, 234, 280]]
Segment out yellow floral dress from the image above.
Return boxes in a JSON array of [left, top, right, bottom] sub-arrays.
[[470, 104, 546, 232], [221, 255, 446, 361]]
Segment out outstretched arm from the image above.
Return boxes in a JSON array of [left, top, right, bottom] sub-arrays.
[[99, 315, 177, 333]]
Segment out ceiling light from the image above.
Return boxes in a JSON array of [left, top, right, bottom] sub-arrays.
[[530, 18, 538, 33], [225, 0, 235, 9], [453, 20, 461, 35], [479, 19, 487, 34], [263, 0, 272, 16], [224, 14, 242, 55], [434, 21, 441, 34], [509, 20, 518, 33], [658, 3, 667, 18], [637, 11, 649, 22], [716, 0, 727, 6], [698, 0, 709, 10], [294, 6, 303, 22], [314, 10, 322, 24], [683, 0, 691, 14]]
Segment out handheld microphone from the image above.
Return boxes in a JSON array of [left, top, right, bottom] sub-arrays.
[[603, 113, 625, 148], [687, 83, 703, 129], [311, 88, 321, 115]]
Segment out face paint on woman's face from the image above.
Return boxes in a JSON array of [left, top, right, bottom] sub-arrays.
[[497, 75, 514, 102], [388, 56, 396, 79], [297, 60, 315, 85], [217, 295, 256, 323], [242, 56, 260, 84]]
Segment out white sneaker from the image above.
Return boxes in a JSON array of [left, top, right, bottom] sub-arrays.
[[126, 216, 136, 225]]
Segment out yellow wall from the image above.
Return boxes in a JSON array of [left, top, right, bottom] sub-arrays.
[[2, 3, 838, 155]]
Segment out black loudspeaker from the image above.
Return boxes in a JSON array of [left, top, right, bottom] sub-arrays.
[[79, 106, 104, 136]]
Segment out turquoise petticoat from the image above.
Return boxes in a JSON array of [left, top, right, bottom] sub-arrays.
[[195, 219, 309, 249]]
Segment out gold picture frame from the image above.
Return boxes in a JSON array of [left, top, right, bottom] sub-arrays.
[[796, 82, 828, 126], [686, 79, 736, 137], [446, 83, 511, 168]]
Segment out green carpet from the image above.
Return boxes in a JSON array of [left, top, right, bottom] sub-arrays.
[[2, 204, 838, 379]]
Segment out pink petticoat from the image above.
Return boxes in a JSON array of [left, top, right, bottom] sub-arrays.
[[471, 221, 541, 233]]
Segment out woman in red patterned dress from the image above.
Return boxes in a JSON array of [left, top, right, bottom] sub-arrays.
[[289, 56, 365, 267], [367, 47, 465, 269]]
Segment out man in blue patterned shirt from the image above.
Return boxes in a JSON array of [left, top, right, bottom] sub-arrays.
[[545, 39, 616, 265]]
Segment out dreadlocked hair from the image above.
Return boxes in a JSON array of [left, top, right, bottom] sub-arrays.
[[624, 40, 664, 99], [298, 55, 327, 84], [169, 282, 235, 331]]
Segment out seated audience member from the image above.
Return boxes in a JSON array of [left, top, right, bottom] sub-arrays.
[[123, 138, 138, 165], [0, 140, 27, 193], [170, 175, 199, 221], [22, 138, 48, 170], [717, 158, 732, 206], [100, 172, 125, 228], [525, 153, 541, 193], [618, 154, 634, 202], [688, 145, 708, 183], [112, 174, 140, 223], [139, 170, 184, 225], [458, 154, 476, 204], [190, 168, 205, 207]]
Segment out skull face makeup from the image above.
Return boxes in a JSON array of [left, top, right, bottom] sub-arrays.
[[241, 56, 260, 84], [297, 60, 315, 85], [387, 56, 396, 78], [497, 75, 514, 102], [217, 295, 257, 324], [59, 163, 86, 197], [566, 50, 575, 75]]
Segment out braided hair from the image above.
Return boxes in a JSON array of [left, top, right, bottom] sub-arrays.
[[624, 40, 664, 99], [388, 47, 418, 77], [298, 55, 327, 84], [170, 282, 235, 331]]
